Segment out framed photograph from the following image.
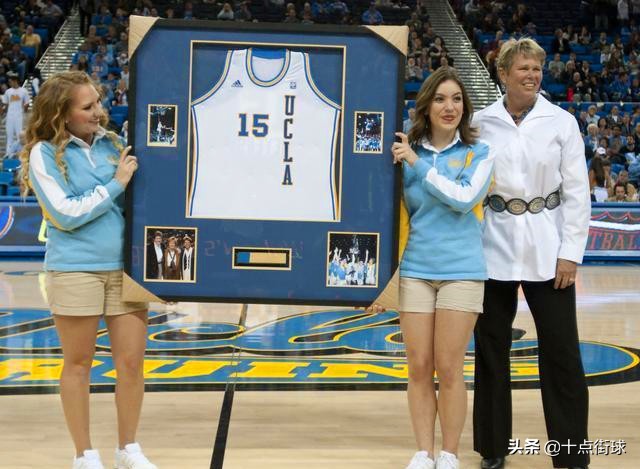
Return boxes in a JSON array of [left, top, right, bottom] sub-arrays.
[[147, 104, 177, 147], [124, 18, 406, 306], [143, 226, 197, 283], [353, 111, 384, 154], [327, 232, 379, 288]]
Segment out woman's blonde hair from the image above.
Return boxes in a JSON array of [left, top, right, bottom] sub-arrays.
[[496, 37, 546, 75], [408, 66, 477, 146], [19, 71, 123, 197]]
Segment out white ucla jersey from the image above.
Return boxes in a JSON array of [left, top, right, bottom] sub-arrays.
[[189, 48, 341, 221]]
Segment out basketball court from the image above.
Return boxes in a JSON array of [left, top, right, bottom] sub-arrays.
[[1, 260, 638, 468]]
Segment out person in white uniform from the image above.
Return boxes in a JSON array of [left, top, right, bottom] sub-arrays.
[[2, 73, 30, 155], [181, 235, 195, 281], [471, 38, 591, 469], [189, 48, 341, 221]]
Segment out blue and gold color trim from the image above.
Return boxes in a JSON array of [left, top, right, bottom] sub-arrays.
[[246, 48, 291, 87], [232, 247, 292, 270]]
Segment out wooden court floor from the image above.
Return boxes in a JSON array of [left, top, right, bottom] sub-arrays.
[[0, 261, 639, 469]]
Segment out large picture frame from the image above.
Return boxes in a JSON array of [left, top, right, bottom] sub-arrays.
[[124, 17, 407, 307]]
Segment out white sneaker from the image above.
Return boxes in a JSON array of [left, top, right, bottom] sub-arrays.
[[435, 451, 459, 469], [73, 449, 104, 469], [405, 450, 436, 469], [114, 443, 158, 469]]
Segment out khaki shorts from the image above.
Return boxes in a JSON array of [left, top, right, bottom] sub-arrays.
[[399, 277, 484, 313], [45, 270, 148, 317]]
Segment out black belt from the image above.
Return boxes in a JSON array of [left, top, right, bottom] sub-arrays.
[[483, 190, 561, 215]]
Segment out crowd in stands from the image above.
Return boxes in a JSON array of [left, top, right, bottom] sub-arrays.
[[2, 0, 640, 203], [451, 0, 640, 201]]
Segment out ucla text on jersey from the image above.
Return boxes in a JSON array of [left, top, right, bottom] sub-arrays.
[[189, 48, 342, 221]]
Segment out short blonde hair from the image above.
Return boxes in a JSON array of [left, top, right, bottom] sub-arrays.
[[497, 38, 546, 73]]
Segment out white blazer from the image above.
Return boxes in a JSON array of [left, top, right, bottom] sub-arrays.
[[472, 95, 591, 281]]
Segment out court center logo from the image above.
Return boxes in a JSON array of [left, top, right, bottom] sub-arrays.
[[0, 308, 639, 393]]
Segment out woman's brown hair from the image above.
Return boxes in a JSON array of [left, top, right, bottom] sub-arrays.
[[407, 66, 477, 146], [19, 71, 122, 197]]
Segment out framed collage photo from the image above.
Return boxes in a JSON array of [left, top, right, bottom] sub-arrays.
[[124, 17, 407, 306]]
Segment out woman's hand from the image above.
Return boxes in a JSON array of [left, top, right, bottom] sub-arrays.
[[114, 146, 139, 188], [554, 258, 577, 289], [365, 303, 386, 313], [391, 132, 419, 166]]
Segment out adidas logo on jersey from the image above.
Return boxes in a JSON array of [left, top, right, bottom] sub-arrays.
[[232, 80, 243, 88]]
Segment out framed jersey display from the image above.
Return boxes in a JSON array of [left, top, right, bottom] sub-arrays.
[[123, 16, 407, 307]]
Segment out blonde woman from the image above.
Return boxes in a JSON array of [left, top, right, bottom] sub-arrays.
[[19, 71, 157, 469], [472, 38, 590, 469]]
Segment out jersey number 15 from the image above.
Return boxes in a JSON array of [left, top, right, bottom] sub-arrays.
[[238, 113, 269, 137]]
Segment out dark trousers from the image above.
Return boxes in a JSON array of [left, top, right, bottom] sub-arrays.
[[473, 279, 589, 468], [79, 8, 91, 36]]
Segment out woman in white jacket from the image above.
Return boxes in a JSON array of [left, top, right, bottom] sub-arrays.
[[471, 38, 591, 469]]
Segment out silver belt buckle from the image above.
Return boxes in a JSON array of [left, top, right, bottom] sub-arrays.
[[528, 196, 546, 214], [506, 198, 527, 215]]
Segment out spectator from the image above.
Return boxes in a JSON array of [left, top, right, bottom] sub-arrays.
[[614, 170, 639, 198], [78, 0, 94, 36], [121, 64, 130, 89], [235, 1, 253, 21], [1, 73, 29, 156], [585, 123, 600, 156], [590, 156, 609, 201], [76, 54, 90, 72], [85, 25, 101, 51], [405, 57, 423, 81], [579, 60, 591, 81], [405, 11, 422, 31], [608, 105, 623, 126], [578, 25, 592, 45], [621, 113, 634, 135], [594, 31, 608, 51], [548, 53, 566, 81], [217, 3, 235, 20], [428, 36, 447, 69], [552, 28, 571, 54], [21, 25, 42, 57], [72, 42, 92, 65], [597, 117, 610, 139], [586, 105, 600, 126], [403, 107, 415, 133], [283, 5, 299, 22], [561, 60, 577, 83], [609, 124, 625, 153], [5, 130, 26, 159], [113, 79, 128, 106], [619, 0, 630, 28], [422, 26, 438, 48], [40, 0, 64, 30], [4, 44, 29, 81], [90, 53, 108, 80], [362, 3, 383, 25], [594, 0, 610, 31], [570, 72, 587, 102], [328, 0, 349, 21], [607, 182, 635, 201], [311, 0, 330, 22], [115, 32, 128, 54], [609, 71, 631, 101], [182, 1, 195, 20]]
